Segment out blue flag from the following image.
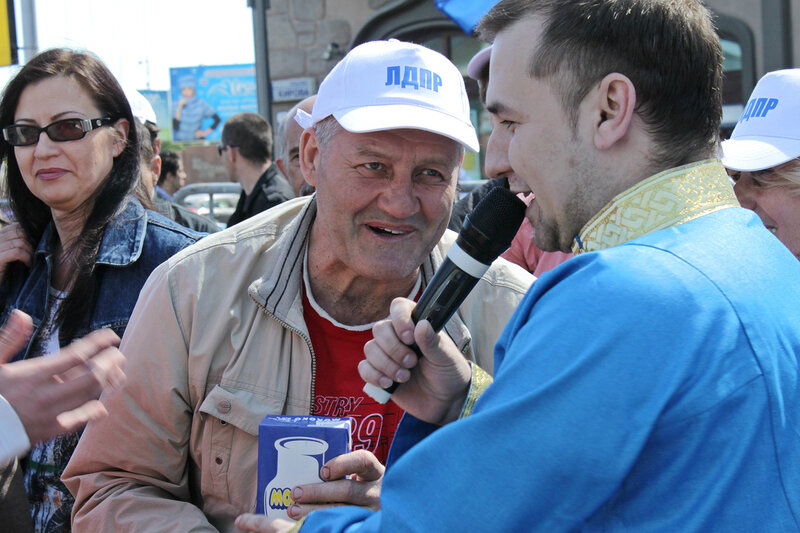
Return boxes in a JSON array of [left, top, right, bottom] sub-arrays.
[[434, 0, 499, 34]]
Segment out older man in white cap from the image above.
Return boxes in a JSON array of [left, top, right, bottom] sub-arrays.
[[64, 39, 533, 532], [721, 68, 800, 259]]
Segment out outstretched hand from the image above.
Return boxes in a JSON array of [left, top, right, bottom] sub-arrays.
[[235, 450, 384, 531], [0, 309, 127, 444], [360, 297, 472, 426], [286, 449, 384, 519]]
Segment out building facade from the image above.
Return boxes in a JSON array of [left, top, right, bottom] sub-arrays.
[[263, 0, 798, 178]]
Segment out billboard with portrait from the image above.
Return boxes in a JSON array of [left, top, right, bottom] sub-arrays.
[[169, 63, 257, 143]]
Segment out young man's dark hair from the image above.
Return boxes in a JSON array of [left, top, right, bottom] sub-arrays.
[[477, 0, 723, 169], [220, 112, 273, 164], [158, 151, 181, 187]]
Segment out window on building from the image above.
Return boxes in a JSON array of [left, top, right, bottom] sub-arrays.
[[715, 15, 756, 138], [721, 37, 745, 137]]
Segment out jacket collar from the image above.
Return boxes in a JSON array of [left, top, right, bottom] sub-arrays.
[[34, 196, 147, 267], [572, 159, 739, 254], [96, 197, 147, 266], [239, 166, 277, 213], [249, 195, 469, 350]]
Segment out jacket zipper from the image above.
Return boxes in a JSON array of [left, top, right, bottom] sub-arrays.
[[251, 295, 317, 413]]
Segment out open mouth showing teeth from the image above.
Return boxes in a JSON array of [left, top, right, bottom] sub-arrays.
[[369, 225, 406, 236]]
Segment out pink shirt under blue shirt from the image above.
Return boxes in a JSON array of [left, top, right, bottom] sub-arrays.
[[501, 194, 572, 277]]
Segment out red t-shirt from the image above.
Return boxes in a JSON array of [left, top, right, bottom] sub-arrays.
[[302, 289, 406, 465]]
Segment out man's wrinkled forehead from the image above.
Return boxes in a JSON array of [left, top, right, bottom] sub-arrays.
[[346, 127, 463, 160]]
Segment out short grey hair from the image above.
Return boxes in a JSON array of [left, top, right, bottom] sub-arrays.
[[312, 116, 344, 150]]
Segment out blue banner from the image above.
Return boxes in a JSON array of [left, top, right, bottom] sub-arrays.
[[434, 0, 499, 34], [169, 64, 257, 143]]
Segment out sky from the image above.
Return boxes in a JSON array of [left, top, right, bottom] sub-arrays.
[[0, 0, 256, 92]]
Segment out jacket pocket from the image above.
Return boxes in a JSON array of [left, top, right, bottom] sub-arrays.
[[198, 385, 285, 513]]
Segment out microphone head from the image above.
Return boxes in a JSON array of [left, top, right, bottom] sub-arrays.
[[458, 187, 527, 264]]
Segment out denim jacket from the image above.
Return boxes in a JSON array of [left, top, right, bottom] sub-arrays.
[[0, 196, 203, 360]]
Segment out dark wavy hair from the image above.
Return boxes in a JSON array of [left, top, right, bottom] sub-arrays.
[[0, 48, 139, 339]]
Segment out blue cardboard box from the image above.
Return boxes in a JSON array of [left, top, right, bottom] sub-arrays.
[[257, 415, 352, 518]]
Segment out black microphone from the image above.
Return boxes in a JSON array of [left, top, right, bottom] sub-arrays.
[[363, 186, 527, 404]]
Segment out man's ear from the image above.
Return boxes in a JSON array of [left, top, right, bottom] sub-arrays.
[[151, 154, 162, 188], [300, 129, 320, 187], [593, 73, 636, 151], [275, 157, 288, 178]]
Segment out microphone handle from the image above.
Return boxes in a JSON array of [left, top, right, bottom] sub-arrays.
[[363, 257, 483, 404]]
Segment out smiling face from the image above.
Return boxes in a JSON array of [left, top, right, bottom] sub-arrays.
[[304, 123, 461, 285], [12, 75, 127, 220], [730, 165, 800, 260], [486, 16, 604, 252]]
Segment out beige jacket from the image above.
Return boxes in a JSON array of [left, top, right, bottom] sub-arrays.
[[63, 196, 534, 532]]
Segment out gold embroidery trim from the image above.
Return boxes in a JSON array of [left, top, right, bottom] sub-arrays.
[[459, 363, 493, 419], [572, 159, 739, 254]]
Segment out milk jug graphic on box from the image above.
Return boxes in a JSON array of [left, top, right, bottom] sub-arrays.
[[264, 437, 327, 519], [257, 415, 352, 519]]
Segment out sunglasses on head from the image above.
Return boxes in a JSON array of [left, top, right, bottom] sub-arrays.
[[218, 144, 237, 156], [2, 117, 113, 147]]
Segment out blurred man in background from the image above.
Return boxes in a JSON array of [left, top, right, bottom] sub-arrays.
[[276, 95, 316, 197], [220, 112, 293, 226], [157, 151, 186, 200]]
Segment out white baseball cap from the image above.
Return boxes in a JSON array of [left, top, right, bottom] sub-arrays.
[[124, 86, 157, 125], [721, 68, 800, 171], [467, 46, 491, 80], [296, 39, 479, 152]]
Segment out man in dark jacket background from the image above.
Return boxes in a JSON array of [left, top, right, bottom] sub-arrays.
[[219, 112, 293, 226]]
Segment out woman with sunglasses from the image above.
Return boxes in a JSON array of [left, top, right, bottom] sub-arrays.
[[0, 48, 202, 532]]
